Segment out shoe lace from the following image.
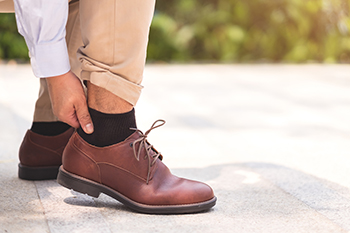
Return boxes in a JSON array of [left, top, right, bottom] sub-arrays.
[[130, 119, 165, 184]]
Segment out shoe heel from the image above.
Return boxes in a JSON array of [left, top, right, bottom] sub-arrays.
[[57, 167, 101, 198], [18, 163, 59, 180]]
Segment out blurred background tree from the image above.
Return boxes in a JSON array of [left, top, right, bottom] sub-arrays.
[[148, 0, 350, 63], [0, 13, 28, 61], [1, 0, 350, 63]]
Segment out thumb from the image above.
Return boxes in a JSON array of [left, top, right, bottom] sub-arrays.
[[75, 101, 94, 134]]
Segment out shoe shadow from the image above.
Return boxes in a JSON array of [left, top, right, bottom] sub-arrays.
[[63, 192, 130, 212], [59, 161, 350, 226]]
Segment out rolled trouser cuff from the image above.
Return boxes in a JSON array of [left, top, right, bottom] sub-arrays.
[[81, 70, 143, 107], [77, 0, 155, 106]]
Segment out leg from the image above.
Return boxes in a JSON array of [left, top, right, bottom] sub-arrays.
[[33, 78, 59, 122], [87, 82, 132, 114], [57, 0, 216, 214], [33, 0, 82, 123], [18, 0, 81, 180], [75, 0, 155, 147], [78, 0, 154, 108]]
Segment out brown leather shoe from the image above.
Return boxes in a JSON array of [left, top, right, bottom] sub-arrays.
[[58, 120, 216, 214], [18, 128, 75, 180]]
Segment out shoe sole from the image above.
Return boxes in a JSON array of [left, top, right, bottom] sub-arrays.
[[57, 166, 217, 214], [18, 163, 60, 180]]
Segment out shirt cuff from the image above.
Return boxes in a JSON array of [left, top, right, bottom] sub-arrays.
[[30, 39, 71, 78]]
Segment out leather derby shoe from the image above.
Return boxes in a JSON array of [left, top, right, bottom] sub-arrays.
[[18, 128, 74, 180], [58, 120, 216, 214]]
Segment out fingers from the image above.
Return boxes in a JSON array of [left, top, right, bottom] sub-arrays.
[[64, 113, 80, 129], [46, 71, 94, 134], [75, 99, 94, 134], [55, 102, 93, 133], [54, 106, 80, 129]]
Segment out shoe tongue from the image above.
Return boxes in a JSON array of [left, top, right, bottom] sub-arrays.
[[127, 131, 141, 141]]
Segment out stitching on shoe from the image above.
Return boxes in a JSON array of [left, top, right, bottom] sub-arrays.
[[71, 140, 102, 183], [27, 133, 62, 158], [97, 162, 147, 182]]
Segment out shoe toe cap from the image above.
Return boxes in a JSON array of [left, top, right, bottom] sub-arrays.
[[180, 178, 215, 204]]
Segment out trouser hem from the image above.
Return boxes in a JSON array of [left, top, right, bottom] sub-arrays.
[[81, 70, 143, 106]]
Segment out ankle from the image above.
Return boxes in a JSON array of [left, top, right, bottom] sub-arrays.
[[87, 82, 133, 114]]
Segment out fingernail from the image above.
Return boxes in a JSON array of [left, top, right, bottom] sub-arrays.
[[85, 123, 94, 134]]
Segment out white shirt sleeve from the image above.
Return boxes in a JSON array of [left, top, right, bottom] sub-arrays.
[[13, 0, 70, 78]]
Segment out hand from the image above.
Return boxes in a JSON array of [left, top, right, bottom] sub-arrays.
[[46, 71, 94, 134]]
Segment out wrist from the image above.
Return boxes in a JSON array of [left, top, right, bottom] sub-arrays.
[[46, 70, 72, 84]]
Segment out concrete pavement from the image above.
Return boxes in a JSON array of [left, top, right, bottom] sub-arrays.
[[1, 64, 350, 232]]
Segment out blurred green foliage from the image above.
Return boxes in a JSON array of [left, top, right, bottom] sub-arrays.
[[148, 0, 350, 63], [1, 0, 350, 62], [0, 13, 28, 61]]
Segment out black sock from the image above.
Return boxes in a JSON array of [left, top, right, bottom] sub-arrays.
[[77, 107, 137, 147], [31, 121, 71, 136]]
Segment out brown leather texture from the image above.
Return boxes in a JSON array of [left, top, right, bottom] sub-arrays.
[[19, 128, 74, 167], [62, 132, 215, 206]]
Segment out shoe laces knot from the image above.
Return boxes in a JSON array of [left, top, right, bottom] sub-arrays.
[[130, 119, 165, 184]]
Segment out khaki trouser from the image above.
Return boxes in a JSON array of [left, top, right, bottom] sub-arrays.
[[0, 0, 14, 12], [0, 0, 155, 121]]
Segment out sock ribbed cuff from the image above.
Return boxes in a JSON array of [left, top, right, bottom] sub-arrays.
[[77, 108, 136, 147], [31, 122, 71, 136]]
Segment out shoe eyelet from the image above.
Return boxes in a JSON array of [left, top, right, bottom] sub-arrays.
[[129, 143, 133, 147]]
